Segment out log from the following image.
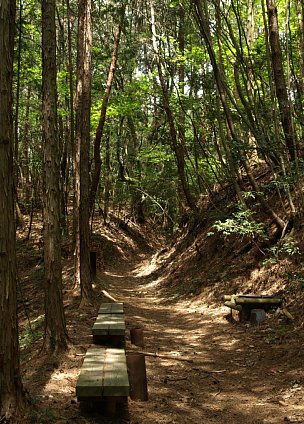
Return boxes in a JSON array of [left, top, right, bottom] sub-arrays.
[[135, 350, 195, 363], [234, 297, 282, 305], [102, 289, 119, 302], [223, 295, 282, 305], [223, 295, 232, 301], [224, 301, 242, 311]]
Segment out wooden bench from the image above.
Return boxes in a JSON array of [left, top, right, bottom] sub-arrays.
[[98, 302, 124, 314], [92, 313, 126, 346], [223, 294, 282, 322], [76, 347, 129, 413]]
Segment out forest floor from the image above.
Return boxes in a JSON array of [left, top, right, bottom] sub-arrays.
[[17, 216, 304, 424]]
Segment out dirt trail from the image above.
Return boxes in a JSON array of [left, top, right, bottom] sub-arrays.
[[100, 257, 304, 424]]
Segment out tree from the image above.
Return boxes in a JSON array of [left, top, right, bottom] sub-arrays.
[[0, 0, 27, 419], [42, 0, 68, 352], [266, 0, 296, 161], [74, 0, 94, 303], [150, 0, 196, 212], [89, 3, 126, 213]]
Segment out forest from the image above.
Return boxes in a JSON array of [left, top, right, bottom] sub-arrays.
[[1, 0, 304, 422]]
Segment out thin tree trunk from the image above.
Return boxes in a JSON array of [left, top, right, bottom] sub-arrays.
[[89, 6, 125, 213], [127, 117, 145, 223], [42, 0, 68, 353], [0, 0, 27, 418], [13, 0, 25, 229], [150, 0, 196, 211], [23, 85, 32, 204], [103, 134, 111, 223], [266, 0, 296, 161], [297, 0, 304, 94], [192, 0, 286, 231]]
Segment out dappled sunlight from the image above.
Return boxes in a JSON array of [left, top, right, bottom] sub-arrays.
[[16, 212, 304, 423], [99, 255, 304, 423], [104, 271, 126, 278]]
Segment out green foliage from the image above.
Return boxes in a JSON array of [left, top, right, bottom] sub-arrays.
[[19, 315, 44, 349], [287, 272, 304, 291], [209, 204, 266, 239], [262, 236, 301, 266], [137, 144, 173, 164], [264, 325, 288, 344], [40, 407, 58, 423]]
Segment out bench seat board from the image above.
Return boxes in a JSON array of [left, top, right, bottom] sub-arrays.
[[92, 313, 125, 336], [98, 303, 124, 314], [76, 347, 129, 398]]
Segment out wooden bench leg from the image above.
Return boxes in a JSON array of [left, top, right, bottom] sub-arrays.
[[239, 306, 251, 322], [92, 334, 125, 347], [104, 398, 117, 416]]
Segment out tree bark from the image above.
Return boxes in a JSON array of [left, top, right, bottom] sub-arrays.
[[0, 0, 27, 419], [266, 0, 296, 161], [75, 0, 94, 303], [42, 0, 68, 352]]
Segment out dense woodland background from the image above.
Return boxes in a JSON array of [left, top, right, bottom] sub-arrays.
[[1, 0, 304, 421]]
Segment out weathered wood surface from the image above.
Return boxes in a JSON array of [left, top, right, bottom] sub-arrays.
[[223, 294, 282, 305], [98, 303, 124, 314], [224, 301, 242, 311], [92, 313, 125, 336], [235, 297, 282, 305], [76, 347, 129, 399]]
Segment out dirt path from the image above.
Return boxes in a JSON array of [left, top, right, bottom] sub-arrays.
[[100, 258, 304, 424], [20, 245, 304, 424]]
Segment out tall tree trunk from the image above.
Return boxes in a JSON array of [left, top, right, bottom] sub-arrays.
[[23, 85, 32, 204], [150, 0, 196, 211], [75, 0, 94, 303], [297, 0, 304, 94], [0, 0, 27, 419], [266, 0, 296, 161], [89, 6, 125, 213], [13, 0, 25, 229], [42, 0, 68, 353]]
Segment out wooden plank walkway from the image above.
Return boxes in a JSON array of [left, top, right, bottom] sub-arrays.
[[76, 347, 129, 400]]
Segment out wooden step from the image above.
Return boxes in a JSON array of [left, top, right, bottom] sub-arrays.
[[76, 347, 129, 400], [98, 303, 124, 314]]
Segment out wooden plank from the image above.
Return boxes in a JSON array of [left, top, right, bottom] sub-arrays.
[[98, 303, 124, 314], [76, 347, 107, 398], [92, 313, 125, 336], [103, 349, 129, 396], [76, 347, 129, 399]]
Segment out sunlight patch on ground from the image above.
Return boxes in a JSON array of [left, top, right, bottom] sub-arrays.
[[43, 369, 77, 395], [104, 271, 125, 278]]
